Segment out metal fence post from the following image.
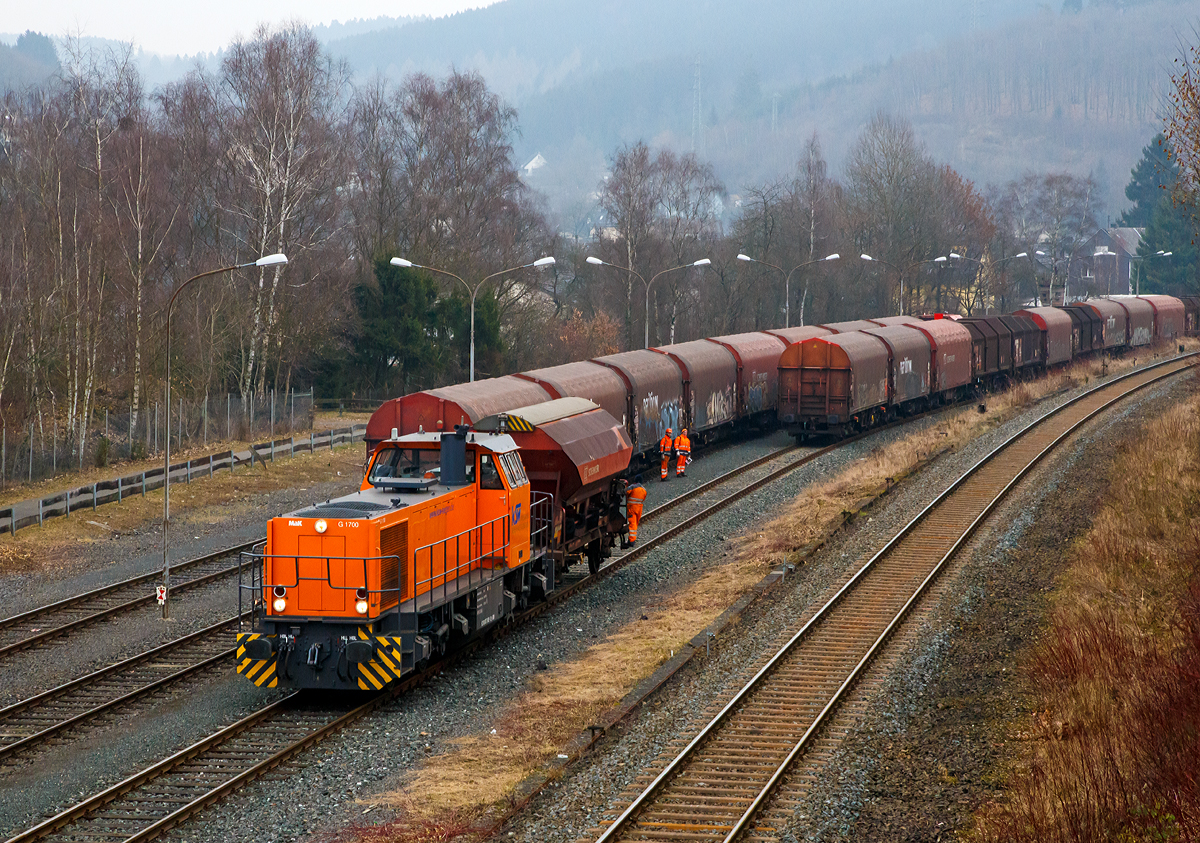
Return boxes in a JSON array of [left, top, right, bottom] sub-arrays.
[[65, 488, 69, 518], [93, 483, 97, 511], [38, 499, 43, 526], [141, 471, 146, 497], [118, 476, 122, 503], [204, 396, 208, 448], [209, 454, 214, 477]]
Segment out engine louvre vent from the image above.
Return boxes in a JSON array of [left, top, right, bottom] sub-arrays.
[[379, 521, 408, 609]]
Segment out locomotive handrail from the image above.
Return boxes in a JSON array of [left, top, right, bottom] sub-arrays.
[[413, 512, 511, 606], [530, 491, 554, 552], [236, 549, 404, 629]]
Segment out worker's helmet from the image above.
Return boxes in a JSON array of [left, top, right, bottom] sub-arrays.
[[666, 427, 673, 434], [682, 428, 688, 435]]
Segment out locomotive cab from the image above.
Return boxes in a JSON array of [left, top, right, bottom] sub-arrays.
[[236, 426, 552, 691]]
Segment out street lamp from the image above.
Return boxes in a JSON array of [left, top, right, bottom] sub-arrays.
[[162, 252, 288, 620], [586, 256, 711, 348], [1130, 250, 1173, 295], [1035, 250, 1073, 304], [645, 259, 710, 348], [391, 256, 555, 381], [737, 252, 840, 327]]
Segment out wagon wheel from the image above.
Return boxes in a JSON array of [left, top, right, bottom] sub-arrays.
[[586, 538, 603, 576]]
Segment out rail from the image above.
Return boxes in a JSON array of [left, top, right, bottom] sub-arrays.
[[592, 352, 1197, 842]]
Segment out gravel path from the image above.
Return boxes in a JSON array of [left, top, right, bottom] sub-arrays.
[[1, 364, 1191, 842]]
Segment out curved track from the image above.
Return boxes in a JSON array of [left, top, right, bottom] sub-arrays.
[[587, 354, 1197, 843]]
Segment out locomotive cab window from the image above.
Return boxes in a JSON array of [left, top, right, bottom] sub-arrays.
[[369, 447, 439, 483], [479, 453, 505, 490], [499, 452, 529, 486]]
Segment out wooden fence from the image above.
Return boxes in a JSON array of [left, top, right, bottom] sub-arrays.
[[0, 424, 366, 536]]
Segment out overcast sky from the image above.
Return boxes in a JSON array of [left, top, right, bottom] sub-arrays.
[[8, 0, 496, 56]]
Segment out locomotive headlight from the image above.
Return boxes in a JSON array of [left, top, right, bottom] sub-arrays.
[[272, 586, 287, 613], [315, 519, 328, 534], [356, 600, 370, 615], [273, 598, 288, 612]]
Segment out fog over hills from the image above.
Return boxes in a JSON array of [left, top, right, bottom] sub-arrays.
[[5, 0, 1191, 222], [322, 0, 1191, 222]]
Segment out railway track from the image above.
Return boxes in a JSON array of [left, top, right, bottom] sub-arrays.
[[6, 356, 1179, 841], [0, 617, 241, 763], [0, 440, 806, 773], [0, 544, 254, 659], [585, 353, 1197, 843], [0, 432, 845, 841]]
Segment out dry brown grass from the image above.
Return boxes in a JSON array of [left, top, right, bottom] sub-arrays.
[[352, 348, 1197, 841], [0, 442, 366, 572], [970, 393, 1200, 842]]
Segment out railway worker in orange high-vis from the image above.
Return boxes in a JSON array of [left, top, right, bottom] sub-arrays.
[[659, 428, 674, 481], [674, 428, 691, 477], [624, 474, 647, 547]]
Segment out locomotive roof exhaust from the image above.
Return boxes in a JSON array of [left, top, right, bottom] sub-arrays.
[[440, 424, 471, 486]]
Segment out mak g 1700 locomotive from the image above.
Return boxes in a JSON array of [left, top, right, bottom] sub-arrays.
[[236, 398, 630, 691]]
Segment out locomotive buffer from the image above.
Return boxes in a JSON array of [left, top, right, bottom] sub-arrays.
[[236, 398, 631, 692]]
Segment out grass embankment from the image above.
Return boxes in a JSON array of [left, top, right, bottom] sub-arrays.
[[0, 441, 367, 572], [352, 347, 1197, 842], [970, 397, 1200, 840]]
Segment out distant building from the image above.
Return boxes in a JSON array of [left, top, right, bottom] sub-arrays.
[[1080, 228, 1143, 297], [522, 153, 547, 178]]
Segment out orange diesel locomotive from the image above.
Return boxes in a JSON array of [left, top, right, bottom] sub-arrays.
[[236, 399, 631, 691]]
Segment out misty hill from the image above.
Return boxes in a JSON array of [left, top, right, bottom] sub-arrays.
[[327, 0, 1047, 102], [327, 0, 1190, 222], [0, 32, 58, 91]]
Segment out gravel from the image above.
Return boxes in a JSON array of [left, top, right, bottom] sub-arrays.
[[0, 363, 1192, 842]]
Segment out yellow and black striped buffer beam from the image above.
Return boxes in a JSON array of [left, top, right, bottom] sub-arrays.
[[354, 627, 406, 691], [236, 632, 279, 688]]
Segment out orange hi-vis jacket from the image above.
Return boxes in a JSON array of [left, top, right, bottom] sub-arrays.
[[659, 434, 673, 456], [626, 482, 647, 514], [673, 433, 691, 456]]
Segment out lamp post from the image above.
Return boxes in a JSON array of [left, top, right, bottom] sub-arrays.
[[1130, 250, 1172, 295], [1034, 250, 1073, 304], [392, 256, 555, 381], [586, 256, 711, 348], [860, 254, 944, 316], [586, 256, 644, 348], [162, 252, 287, 620], [736, 252, 840, 327]]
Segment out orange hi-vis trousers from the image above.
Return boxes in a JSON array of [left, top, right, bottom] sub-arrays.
[[677, 453, 688, 475], [627, 503, 643, 542], [661, 454, 671, 480]]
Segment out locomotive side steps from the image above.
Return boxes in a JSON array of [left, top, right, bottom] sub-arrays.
[[587, 352, 1197, 843]]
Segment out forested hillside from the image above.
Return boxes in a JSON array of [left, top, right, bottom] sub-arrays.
[[324, 0, 1191, 216]]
